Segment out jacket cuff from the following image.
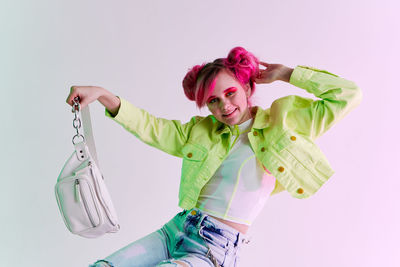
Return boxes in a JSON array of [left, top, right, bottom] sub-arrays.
[[105, 96, 137, 124], [289, 65, 339, 95]]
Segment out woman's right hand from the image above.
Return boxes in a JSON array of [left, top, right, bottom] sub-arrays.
[[66, 85, 105, 110]]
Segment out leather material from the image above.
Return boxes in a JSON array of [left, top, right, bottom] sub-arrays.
[[55, 104, 120, 238]]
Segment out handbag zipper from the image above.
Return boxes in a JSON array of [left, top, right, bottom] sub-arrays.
[[74, 179, 81, 202], [74, 178, 96, 227], [88, 161, 117, 226]]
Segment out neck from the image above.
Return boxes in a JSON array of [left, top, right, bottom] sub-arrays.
[[237, 107, 254, 125]]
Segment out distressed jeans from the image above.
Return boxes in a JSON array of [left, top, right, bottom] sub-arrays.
[[89, 208, 251, 267]]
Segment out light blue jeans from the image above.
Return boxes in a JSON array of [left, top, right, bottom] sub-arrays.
[[89, 208, 251, 267]]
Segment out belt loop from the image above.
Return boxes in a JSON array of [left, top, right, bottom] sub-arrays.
[[179, 209, 187, 216], [196, 209, 208, 229], [234, 232, 239, 247]]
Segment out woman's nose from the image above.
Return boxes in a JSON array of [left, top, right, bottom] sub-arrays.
[[219, 99, 231, 110]]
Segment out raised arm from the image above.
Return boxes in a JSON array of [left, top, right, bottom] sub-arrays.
[[256, 63, 363, 140], [287, 65, 362, 140]]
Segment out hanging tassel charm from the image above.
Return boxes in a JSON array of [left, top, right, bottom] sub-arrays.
[[206, 247, 221, 267]]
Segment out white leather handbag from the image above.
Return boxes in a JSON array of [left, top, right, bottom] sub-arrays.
[[55, 97, 120, 238]]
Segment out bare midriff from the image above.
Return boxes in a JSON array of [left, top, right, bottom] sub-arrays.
[[209, 215, 249, 234]]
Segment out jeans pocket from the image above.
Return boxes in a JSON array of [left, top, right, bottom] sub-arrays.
[[199, 226, 229, 249], [199, 226, 232, 266]]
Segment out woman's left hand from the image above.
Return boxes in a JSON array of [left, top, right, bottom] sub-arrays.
[[255, 62, 294, 84]]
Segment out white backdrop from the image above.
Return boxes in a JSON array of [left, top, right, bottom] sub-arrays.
[[1, 0, 399, 266]]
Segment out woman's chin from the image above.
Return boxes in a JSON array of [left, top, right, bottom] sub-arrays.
[[222, 116, 239, 126], [220, 109, 239, 125]]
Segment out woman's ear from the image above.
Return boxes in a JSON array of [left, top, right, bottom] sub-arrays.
[[245, 83, 251, 97]]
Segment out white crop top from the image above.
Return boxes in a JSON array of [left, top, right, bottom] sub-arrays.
[[195, 117, 276, 226]]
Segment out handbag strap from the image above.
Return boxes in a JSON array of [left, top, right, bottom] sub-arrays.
[[81, 105, 99, 167], [72, 97, 100, 168]]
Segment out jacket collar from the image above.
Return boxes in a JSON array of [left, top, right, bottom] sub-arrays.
[[215, 106, 270, 135]]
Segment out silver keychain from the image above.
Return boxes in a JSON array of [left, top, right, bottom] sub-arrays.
[[198, 225, 222, 267], [72, 96, 85, 145]]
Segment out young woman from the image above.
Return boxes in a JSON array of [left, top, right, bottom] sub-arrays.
[[66, 47, 362, 267]]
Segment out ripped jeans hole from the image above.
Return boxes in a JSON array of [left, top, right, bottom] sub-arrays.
[[157, 259, 193, 266], [90, 259, 114, 267]]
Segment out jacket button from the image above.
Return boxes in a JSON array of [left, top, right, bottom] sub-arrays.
[[278, 166, 285, 172], [253, 131, 258, 136], [187, 152, 193, 158], [261, 147, 265, 152], [190, 210, 197, 215], [290, 136, 296, 141], [297, 188, 304, 194]]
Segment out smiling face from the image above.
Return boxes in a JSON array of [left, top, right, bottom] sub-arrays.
[[206, 69, 253, 126]]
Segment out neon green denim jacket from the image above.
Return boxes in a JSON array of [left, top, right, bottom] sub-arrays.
[[105, 65, 362, 210]]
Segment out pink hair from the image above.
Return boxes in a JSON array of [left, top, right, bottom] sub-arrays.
[[182, 46, 260, 109]]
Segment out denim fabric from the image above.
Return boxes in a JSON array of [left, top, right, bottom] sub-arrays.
[[89, 208, 250, 267]]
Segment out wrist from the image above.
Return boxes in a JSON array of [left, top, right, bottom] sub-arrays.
[[279, 67, 294, 83], [98, 89, 121, 117]]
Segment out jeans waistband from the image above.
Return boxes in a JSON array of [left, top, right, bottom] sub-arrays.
[[183, 208, 251, 246]]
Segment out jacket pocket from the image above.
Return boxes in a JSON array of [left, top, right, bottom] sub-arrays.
[[180, 143, 208, 182], [273, 130, 334, 181], [181, 143, 208, 161], [273, 130, 296, 151]]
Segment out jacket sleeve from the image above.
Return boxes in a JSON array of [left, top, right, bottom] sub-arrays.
[[280, 65, 363, 140], [105, 96, 200, 158]]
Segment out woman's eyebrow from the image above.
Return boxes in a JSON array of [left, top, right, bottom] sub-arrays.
[[207, 87, 236, 101]]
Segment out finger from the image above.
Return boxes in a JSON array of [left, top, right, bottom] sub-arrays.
[[67, 94, 81, 108], [67, 86, 78, 105], [79, 102, 86, 109], [254, 77, 263, 84], [67, 93, 77, 106], [66, 94, 73, 106], [259, 61, 269, 67]]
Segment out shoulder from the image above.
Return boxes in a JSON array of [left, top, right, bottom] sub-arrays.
[[189, 115, 204, 124], [188, 115, 215, 124], [188, 114, 221, 125], [186, 114, 227, 135]]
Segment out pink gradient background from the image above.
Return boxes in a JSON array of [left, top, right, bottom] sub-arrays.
[[1, 0, 399, 266]]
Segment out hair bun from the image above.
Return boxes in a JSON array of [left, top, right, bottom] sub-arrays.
[[225, 46, 259, 84], [182, 64, 205, 101], [225, 47, 255, 67]]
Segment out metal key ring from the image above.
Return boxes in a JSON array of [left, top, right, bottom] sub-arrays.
[[73, 117, 81, 129], [72, 97, 81, 112], [72, 134, 85, 145]]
